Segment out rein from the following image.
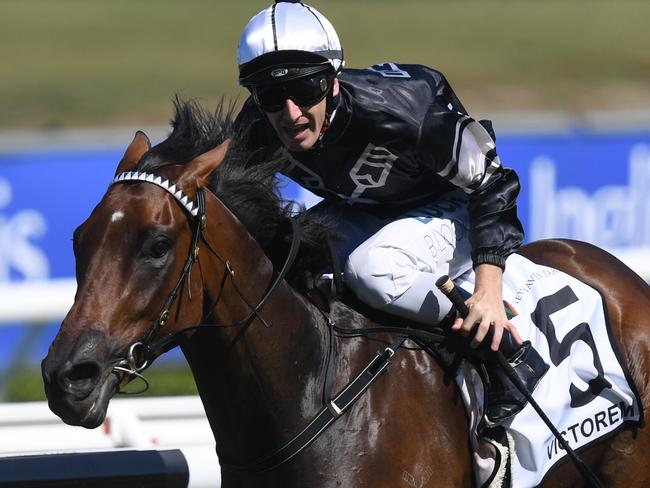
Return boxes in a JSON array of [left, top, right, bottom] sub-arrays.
[[109, 172, 300, 386], [108, 171, 410, 474]]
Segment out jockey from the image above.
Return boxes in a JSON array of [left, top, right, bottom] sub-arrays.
[[234, 0, 548, 424]]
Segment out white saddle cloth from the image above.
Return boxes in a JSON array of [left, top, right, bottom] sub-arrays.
[[455, 254, 642, 488]]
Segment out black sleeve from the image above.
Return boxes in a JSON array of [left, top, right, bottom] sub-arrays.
[[466, 166, 524, 269], [418, 109, 524, 269]]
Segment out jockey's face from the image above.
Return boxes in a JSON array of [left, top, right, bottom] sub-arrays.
[[263, 78, 339, 152]]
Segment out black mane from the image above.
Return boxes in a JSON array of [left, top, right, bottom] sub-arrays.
[[137, 97, 335, 291], [138, 97, 235, 170]]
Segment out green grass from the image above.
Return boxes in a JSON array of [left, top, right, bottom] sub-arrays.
[[6, 365, 198, 402], [1, 0, 650, 128]]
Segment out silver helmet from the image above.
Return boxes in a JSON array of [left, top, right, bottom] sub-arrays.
[[237, 1, 344, 86]]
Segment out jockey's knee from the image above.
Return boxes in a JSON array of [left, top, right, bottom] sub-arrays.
[[344, 244, 425, 310]]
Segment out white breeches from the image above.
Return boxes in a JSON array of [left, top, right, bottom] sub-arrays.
[[311, 190, 473, 325]]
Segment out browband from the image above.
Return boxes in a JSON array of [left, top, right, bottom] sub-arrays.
[[112, 171, 198, 217]]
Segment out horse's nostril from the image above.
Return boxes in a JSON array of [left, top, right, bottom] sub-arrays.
[[57, 361, 101, 398], [67, 362, 100, 381]]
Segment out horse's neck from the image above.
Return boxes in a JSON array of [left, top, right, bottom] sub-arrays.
[[183, 197, 328, 465]]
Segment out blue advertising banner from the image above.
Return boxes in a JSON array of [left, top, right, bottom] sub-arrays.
[[503, 131, 650, 249], [1, 129, 650, 366], [0, 149, 119, 281]]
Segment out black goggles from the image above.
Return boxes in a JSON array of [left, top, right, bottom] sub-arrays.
[[251, 72, 334, 112]]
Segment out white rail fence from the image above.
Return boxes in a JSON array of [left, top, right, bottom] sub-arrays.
[[0, 396, 220, 487], [0, 278, 76, 324], [0, 278, 222, 486]]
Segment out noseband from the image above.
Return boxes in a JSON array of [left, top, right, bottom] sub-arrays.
[[110, 171, 301, 393]]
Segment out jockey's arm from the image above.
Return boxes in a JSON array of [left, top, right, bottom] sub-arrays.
[[418, 106, 525, 350]]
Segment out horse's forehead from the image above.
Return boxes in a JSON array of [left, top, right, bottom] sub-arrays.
[[107, 182, 170, 207], [100, 185, 148, 217], [94, 184, 180, 227]]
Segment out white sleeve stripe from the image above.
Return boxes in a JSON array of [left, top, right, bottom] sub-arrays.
[[455, 121, 488, 186], [438, 115, 471, 179], [435, 116, 502, 190], [454, 119, 501, 189], [474, 159, 501, 191], [462, 159, 501, 194], [452, 151, 486, 188], [452, 115, 471, 163]]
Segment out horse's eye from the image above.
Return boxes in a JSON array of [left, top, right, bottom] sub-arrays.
[[150, 239, 171, 259]]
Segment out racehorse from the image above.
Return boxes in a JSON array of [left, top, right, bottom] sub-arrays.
[[42, 99, 650, 487]]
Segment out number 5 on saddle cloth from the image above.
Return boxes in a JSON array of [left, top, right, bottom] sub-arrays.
[[451, 254, 641, 487]]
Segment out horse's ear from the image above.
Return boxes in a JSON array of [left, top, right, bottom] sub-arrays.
[[115, 131, 151, 176], [181, 139, 231, 187]]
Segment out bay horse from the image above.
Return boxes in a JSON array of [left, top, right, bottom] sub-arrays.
[[42, 100, 650, 487]]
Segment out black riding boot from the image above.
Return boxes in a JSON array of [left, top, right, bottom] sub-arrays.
[[481, 331, 549, 425]]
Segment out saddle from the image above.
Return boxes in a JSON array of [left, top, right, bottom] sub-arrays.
[[310, 252, 641, 487], [310, 271, 549, 426]]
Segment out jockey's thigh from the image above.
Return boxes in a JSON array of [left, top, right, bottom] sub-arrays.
[[306, 199, 389, 265], [344, 191, 473, 325]]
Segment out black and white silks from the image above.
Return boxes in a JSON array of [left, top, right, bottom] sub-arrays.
[[236, 62, 524, 269]]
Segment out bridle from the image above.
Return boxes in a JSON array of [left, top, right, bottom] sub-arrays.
[[109, 170, 302, 393], [106, 170, 414, 474]]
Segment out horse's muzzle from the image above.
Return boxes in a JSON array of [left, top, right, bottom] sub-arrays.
[[41, 328, 117, 428]]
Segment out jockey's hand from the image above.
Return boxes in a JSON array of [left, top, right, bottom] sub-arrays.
[[450, 263, 523, 351]]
